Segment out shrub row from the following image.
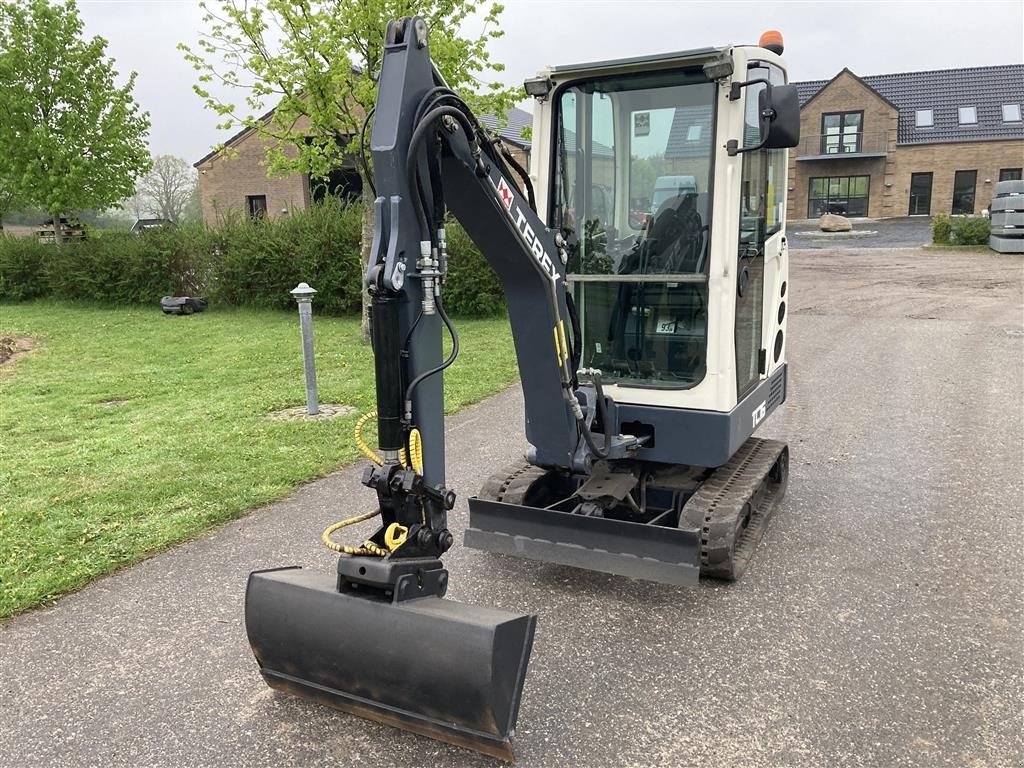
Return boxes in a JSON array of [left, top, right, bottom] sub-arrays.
[[0, 203, 504, 316], [931, 214, 991, 246]]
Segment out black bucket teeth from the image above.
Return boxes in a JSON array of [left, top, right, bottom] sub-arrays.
[[244, 567, 536, 761]]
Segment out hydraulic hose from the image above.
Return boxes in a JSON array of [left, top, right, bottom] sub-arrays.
[[403, 297, 459, 415], [359, 107, 376, 196], [407, 104, 479, 243], [578, 371, 612, 459], [354, 411, 423, 473], [325, 416, 424, 556], [492, 138, 537, 212]]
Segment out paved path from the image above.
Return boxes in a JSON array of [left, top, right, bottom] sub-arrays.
[[2, 248, 1022, 768]]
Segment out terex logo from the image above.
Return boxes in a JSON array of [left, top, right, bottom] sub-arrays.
[[496, 175, 559, 283], [751, 400, 767, 429], [497, 176, 514, 211]]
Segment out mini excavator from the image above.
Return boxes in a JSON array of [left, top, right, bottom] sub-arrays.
[[245, 18, 799, 761]]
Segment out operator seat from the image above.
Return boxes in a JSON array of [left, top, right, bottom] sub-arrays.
[[606, 193, 705, 376], [644, 192, 703, 274]]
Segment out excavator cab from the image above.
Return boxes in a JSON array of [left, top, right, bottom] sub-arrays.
[[467, 42, 799, 583], [245, 18, 799, 762]]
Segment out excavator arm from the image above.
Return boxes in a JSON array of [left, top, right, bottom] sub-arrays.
[[244, 17, 566, 762]]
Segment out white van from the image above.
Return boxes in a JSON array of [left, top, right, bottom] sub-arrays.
[[650, 175, 697, 213]]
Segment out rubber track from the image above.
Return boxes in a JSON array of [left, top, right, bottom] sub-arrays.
[[477, 461, 548, 505], [678, 438, 789, 581]]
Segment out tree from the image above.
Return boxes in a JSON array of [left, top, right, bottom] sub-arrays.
[[183, 0, 515, 183], [0, 0, 151, 241], [181, 0, 518, 332], [0, 180, 17, 231], [135, 155, 198, 222]]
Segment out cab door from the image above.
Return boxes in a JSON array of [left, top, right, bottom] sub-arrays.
[[735, 63, 787, 399]]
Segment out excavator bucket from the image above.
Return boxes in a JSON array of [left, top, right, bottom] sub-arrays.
[[244, 567, 537, 761]]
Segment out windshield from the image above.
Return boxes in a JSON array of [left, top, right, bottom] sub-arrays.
[[552, 68, 716, 388]]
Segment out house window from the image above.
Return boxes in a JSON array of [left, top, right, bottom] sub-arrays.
[[820, 111, 862, 154], [958, 106, 977, 125], [808, 175, 870, 217], [951, 170, 977, 214], [1003, 104, 1022, 122], [1000, 168, 1023, 182], [915, 109, 933, 128], [246, 195, 268, 220], [686, 125, 702, 141]]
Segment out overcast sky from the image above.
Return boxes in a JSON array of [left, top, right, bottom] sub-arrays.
[[76, 0, 1024, 163]]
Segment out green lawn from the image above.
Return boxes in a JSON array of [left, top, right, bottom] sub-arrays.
[[0, 301, 518, 617]]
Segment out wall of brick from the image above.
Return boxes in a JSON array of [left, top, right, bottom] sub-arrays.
[[786, 70, 1024, 219], [197, 125, 533, 223], [787, 71, 898, 220], [196, 128, 311, 224], [887, 139, 1024, 216]]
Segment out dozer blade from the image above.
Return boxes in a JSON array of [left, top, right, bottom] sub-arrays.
[[245, 567, 536, 761], [466, 498, 701, 586]]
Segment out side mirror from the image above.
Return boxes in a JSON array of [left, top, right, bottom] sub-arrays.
[[726, 80, 801, 156], [761, 84, 800, 149]]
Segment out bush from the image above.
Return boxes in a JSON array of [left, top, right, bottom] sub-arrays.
[[207, 202, 363, 314], [0, 235, 49, 300], [931, 213, 951, 244], [442, 219, 505, 316], [0, 202, 504, 316], [950, 216, 990, 245]]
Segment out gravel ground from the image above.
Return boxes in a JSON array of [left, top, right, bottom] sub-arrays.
[[1, 246, 1022, 768]]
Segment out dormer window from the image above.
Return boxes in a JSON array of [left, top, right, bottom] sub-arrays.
[[1003, 104, 1022, 122], [958, 106, 977, 125], [915, 109, 933, 127]]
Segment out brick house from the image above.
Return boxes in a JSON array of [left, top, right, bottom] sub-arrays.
[[193, 106, 533, 224], [788, 64, 1024, 220]]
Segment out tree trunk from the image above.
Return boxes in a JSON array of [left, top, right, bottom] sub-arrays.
[[51, 211, 63, 247], [360, 187, 375, 344]]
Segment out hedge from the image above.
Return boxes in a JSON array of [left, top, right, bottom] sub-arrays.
[[931, 214, 991, 246], [0, 202, 504, 316]]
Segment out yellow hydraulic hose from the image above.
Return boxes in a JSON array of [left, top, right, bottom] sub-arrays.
[[322, 413, 422, 556], [354, 411, 423, 474], [355, 412, 384, 466], [405, 427, 423, 474]]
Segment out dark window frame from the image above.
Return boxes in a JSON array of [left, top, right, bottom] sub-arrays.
[[807, 174, 871, 218], [246, 194, 268, 220], [951, 170, 977, 215], [908, 172, 933, 216], [820, 110, 863, 154], [999, 168, 1023, 182]]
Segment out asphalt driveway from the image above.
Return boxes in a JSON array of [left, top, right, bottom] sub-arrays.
[[1, 246, 1021, 768], [788, 216, 933, 249]]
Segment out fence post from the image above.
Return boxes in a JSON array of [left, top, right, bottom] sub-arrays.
[[290, 282, 320, 416]]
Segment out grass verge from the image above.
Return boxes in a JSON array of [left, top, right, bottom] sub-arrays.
[[922, 244, 993, 252], [0, 301, 518, 617]]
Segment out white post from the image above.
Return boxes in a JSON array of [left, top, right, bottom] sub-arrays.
[[291, 282, 320, 416]]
